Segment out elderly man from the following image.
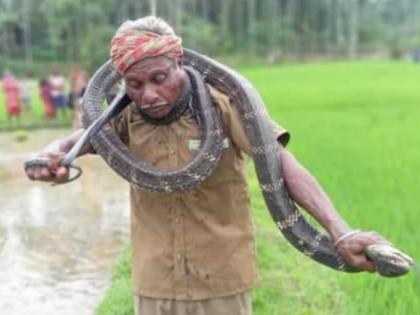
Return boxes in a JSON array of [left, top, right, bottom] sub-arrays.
[[25, 16, 387, 315]]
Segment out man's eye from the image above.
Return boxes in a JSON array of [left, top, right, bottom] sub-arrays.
[[128, 81, 141, 89], [154, 74, 167, 83]]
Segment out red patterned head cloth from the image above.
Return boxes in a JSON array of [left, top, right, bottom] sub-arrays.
[[110, 17, 183, 75]]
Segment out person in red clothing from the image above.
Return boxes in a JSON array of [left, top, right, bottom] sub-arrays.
[[2, 70, 21, 123], [68, 63, 88, 128], [39, 79, 55, 119]]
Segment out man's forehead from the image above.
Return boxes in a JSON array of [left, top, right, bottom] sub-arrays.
[[125, 56, 177, 75]]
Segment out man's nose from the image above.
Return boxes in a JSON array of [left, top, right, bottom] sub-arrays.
[[141, 85, 159, 105]]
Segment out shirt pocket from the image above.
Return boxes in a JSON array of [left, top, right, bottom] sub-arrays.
[[202, 140, 243, 188], [128, 124, 167, 166]]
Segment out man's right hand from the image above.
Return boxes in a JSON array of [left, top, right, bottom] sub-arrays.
[[24, 129, 93, 184], [25, 152, 70, 184], [25, 137, 74, 184]]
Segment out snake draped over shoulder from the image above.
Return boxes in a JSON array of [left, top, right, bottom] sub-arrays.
[[82, 48, 413, 278]]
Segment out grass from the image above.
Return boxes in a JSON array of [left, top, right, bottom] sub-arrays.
[[74, 60, 418, 315], [247, 61, 420, 315], [96, 247, 134, 315]]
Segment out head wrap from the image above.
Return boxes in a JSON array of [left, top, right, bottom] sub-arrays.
[[110, 23, 183, 75]]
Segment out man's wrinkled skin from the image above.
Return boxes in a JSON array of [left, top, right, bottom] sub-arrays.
[[280, 149, 390, 272], [25, 132, 81, 184], [24, 55, 390, 274], [335, 231, 391, 272], [124, 56, 186, 118]]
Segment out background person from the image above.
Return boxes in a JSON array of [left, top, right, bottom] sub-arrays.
[[68, 63, 88, 128], [2, 70, 21, 124], [19, 76, 32, 113], [49, 67, 68, 119], [39, 79, 55, 120]]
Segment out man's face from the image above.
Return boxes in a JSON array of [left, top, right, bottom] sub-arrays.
[[123, 56, 185, 118]]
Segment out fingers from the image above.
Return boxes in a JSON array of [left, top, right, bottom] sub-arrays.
[[352, 255, 376, 273], [357, 231, 393, 247], [48, 153, 70, 183], [337, 245, 376, 272], [53, 166, 70, 184], [26, 165, 70, 183], [47, 152, 65, 169], [336, 230, 395, 273], [26, 166, 35, 180], [340, 231, 392, 249], [25, 153, 69, 183], [26, 165, 53, 182]]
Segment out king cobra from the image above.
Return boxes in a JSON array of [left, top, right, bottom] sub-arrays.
[[26, 49, 413, 277], [78, 48, 414, 278]]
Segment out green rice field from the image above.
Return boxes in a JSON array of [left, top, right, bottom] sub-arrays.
[[244, 61, 420, 315]]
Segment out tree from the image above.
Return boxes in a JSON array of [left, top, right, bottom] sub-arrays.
[[2, 0, 420, 75], [149, 0, 156, 15], [348, 0, 360, 58]]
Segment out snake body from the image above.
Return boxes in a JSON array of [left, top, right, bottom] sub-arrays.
[[83, 64, 224, 192], [82, 49, 413, 277]]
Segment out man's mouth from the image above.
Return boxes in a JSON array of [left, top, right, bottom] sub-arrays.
[[142, 102, 168, 112]]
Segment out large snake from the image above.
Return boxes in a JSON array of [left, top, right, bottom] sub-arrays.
[[78, 48, 413, 278], [24, 48, 413, 277]]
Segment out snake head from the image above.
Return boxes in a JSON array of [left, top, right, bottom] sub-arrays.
[[366, 244, 414, 278]]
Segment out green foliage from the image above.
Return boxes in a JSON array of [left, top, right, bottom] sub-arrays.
[[181, 16, 223, 55], [245, 61, 420, 314], [12, 130, 29, 142], [0, 57, 64, 77], [95, 247, 133, 315], [96, 61, 420, 315], [2, 0, 420, 77]]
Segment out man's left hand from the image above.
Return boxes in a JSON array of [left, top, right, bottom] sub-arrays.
[[335, 231, 392, 272]]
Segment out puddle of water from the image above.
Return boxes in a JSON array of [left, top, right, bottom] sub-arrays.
[[0, 129, 130, 315]]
